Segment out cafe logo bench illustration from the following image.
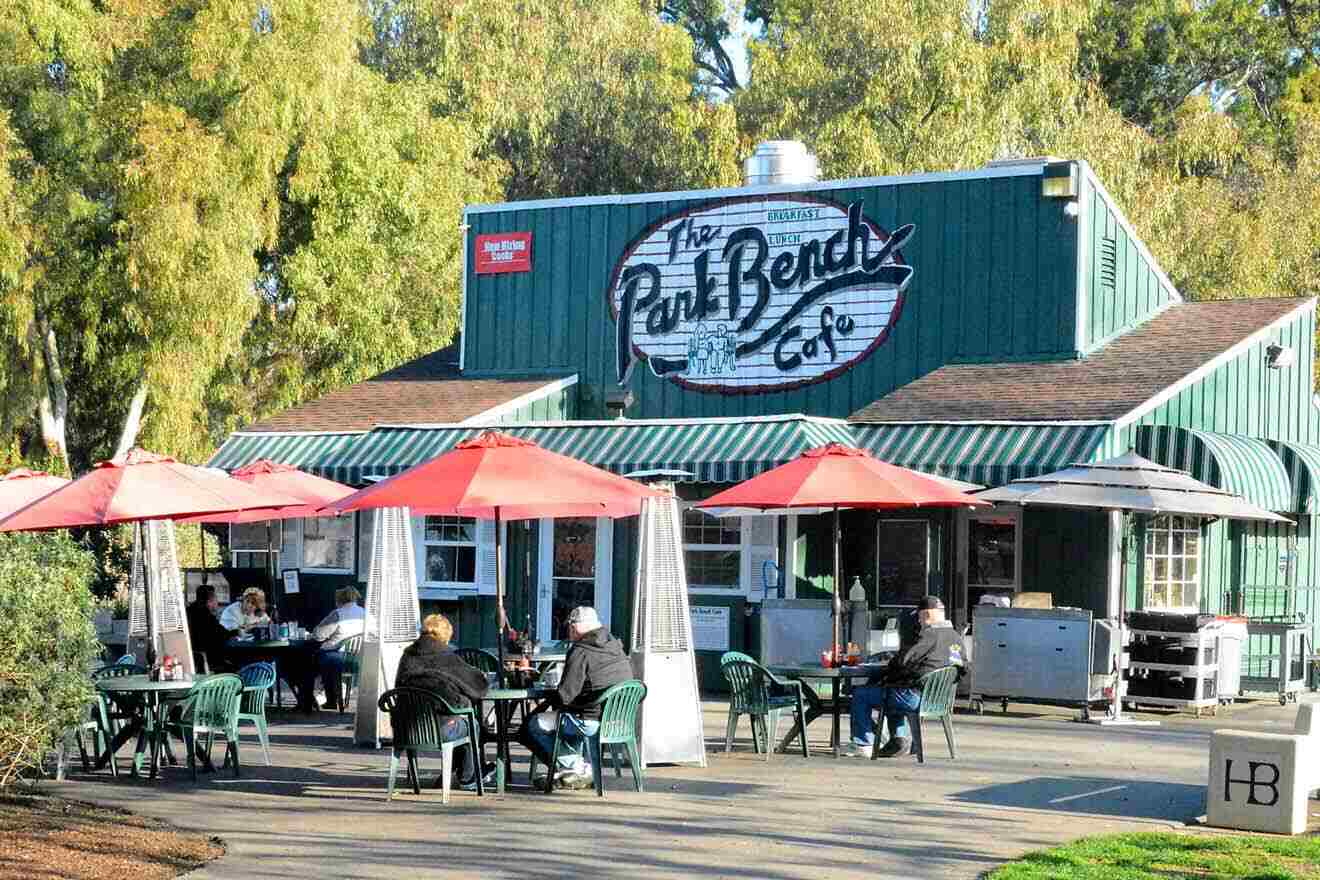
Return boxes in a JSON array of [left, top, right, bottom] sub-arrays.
[[609, 196, 915, 394]]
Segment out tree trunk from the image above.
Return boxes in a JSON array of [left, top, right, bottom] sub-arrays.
[[33, 316, 69, 471], [113, 381, 149, 459]]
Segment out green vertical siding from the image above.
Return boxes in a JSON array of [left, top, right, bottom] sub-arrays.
[[464, 170, 1080, 420], [1021, 508, 1111, 615], [1081, 170, 1179, 352], [488, 382, 577, 423]]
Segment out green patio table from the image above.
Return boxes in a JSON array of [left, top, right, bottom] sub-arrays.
[[483, 685, 555, 794], [770, 663, 887, 759], [94, 674, 196, 779]]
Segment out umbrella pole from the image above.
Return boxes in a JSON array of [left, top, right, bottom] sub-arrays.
[[832, 505, 842, 662], [200, 525, 208, 587], [1094, 511, 1158, 727], [495, 507, 506, 688], [141, 522, 157, 667]]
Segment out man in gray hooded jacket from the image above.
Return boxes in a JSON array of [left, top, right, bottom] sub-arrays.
[[524, 606, 632, 788]]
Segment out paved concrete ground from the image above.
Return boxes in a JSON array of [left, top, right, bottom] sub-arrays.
[[54, 697, 1315, 880]]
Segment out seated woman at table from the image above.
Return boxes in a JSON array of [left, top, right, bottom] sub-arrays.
[[521, 605, 632, 790], [310, 587, 366, 708], [219, 587, 271, 632], [396, 613, 493, 790]]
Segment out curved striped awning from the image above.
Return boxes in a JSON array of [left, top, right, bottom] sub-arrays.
[[1137, 425, 1292, 512], [207, 432, 364, 474], [849, 423, 1109, 487], [316, 416, 858, 485], [1268, 439, 1320, 513]]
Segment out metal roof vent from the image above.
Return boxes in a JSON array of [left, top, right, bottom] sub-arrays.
[[743, 140, 819, 186]]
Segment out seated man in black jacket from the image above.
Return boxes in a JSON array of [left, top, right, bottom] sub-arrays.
[[848, 596, 964, 758], [186, 585, 234, 673], [523, 605, 632, 789], [396, 613, 493, 790]]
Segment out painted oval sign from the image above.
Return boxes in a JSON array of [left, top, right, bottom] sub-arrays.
[[608, 195, 915, 394]]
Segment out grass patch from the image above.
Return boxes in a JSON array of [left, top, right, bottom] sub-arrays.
[[986, 832, 1320, 879]]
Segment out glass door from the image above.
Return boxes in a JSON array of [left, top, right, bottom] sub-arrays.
[[537, 517, 612, 642]]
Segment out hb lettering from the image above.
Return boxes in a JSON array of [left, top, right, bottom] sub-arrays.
[[1224, 758, 1281, 807]]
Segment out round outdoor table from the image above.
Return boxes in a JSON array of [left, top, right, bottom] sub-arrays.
[[770, 663, 886, 759], [95, 675, 195, 779], [483, 686, 553, 794]]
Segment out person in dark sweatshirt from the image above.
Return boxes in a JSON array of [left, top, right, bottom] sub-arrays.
[[396, 613, 492, 789], [848, 596, 965, 758], [523, 605, 632, 789]]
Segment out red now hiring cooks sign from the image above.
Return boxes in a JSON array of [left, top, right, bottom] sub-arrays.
[[608, 196, 915, 395], [475, 232, 533, 274]]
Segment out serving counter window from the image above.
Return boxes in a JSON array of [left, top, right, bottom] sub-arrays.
[[965, 509, 1020, 606], [1143, 514, 1201, 611], [421, 515, 478, 588], [229, 520, 281, 569], [683, 507, 742, 591], [301, 515, 355, 573]]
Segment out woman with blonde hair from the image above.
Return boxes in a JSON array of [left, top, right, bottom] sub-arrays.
[[396, 613, 493, 790], [219, 586, 271, 632]]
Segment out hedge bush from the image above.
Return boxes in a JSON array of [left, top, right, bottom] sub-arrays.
[[0, 531, 101, 787]]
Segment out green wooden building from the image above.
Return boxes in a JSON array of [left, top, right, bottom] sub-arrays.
[[209, 152, 1320, 688]]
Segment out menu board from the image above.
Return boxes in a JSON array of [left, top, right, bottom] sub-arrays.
[[690, 605, 730, 652]]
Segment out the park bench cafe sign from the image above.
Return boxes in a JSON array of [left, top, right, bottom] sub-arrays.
[[609, 196, 915, 393]]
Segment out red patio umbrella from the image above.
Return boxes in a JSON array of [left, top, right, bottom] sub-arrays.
[[0, 449, 304, 664], [696, 443, 988, 660], [0, 468, 70, 518], [0, 449, 303, 532], [322, 431, 662, 676]]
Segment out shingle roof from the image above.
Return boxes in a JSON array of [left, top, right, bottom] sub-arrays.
[[244, 342, 567, 432], [850, 298, 1313, 423]]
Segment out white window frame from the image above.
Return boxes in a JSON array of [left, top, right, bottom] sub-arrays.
[[299, 514, 356, 574], [229, 520, 282, 569], [1143, 514, 1202, 612], [414, 514, 481, 598], [681, 504, 744, 594], [536, 517, 613, 642], [679, 503, 779, 600]]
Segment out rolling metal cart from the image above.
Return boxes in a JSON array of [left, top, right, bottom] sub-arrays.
[[1241, 616, 1310, 705], [1123, 625, 1220, 716]]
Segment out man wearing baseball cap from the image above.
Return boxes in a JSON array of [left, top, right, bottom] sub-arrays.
[[522, 605, 633, 788], [847, 596, 964, 758]]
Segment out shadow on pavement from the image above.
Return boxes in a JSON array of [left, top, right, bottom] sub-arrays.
[[950, 775, 1203, 821]]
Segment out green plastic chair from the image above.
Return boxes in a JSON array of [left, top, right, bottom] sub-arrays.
[[542, 679, 647, 797], [166, 673, 245, 781], [236, 662, 276, 765], [335, 635, 364, 712], [91, 663, 148, 737], [377, 687, 483, 805], [455, 647, 501, 732], [871, 665, 959, 763], [719, 651, 809, 760]]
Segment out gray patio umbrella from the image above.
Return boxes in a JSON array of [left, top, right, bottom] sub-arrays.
[[976, 450, 1291, 725]]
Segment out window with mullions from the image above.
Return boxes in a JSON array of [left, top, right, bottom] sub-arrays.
[[1144, 515, 1201, 611], [682, 507, 741, 590], [422, 516, 477, 588]]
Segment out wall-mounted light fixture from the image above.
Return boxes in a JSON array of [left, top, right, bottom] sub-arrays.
[[1267, 343, 1296, 369], [1041, 161, 1078, 199], [604, 389, 634, 418]]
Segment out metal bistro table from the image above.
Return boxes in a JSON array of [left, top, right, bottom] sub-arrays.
[[225, 637, 319, 709], [771, 663, 886, 759], [94, 674, 195, 779], [483, 684, 554, 794]]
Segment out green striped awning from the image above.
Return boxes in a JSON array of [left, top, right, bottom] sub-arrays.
[[320, 416, 857, 485], [1137, 425, 1293, 512], [850, 423, 1109, 486], [207, 432, 365, 474], [1269, 439, 1320, 513]]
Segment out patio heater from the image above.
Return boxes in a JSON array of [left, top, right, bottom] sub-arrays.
[[355, 505, 422, 748], [127, 519, 196, 674], [630, 487, 707, 767]]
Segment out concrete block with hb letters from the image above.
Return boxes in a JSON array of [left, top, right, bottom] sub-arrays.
[[1206, 706, 1320, 835]]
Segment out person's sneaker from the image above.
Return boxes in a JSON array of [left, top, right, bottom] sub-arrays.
[[556, 771, 594, 790], [313, 689, 328, 708], [874, 736, 912, 758], [460, 766, 497, 792], [843, 741, 872, 758]]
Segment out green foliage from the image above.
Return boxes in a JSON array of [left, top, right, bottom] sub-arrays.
[[988, 831, 1320, 879], [0, 531, 99, 787]]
